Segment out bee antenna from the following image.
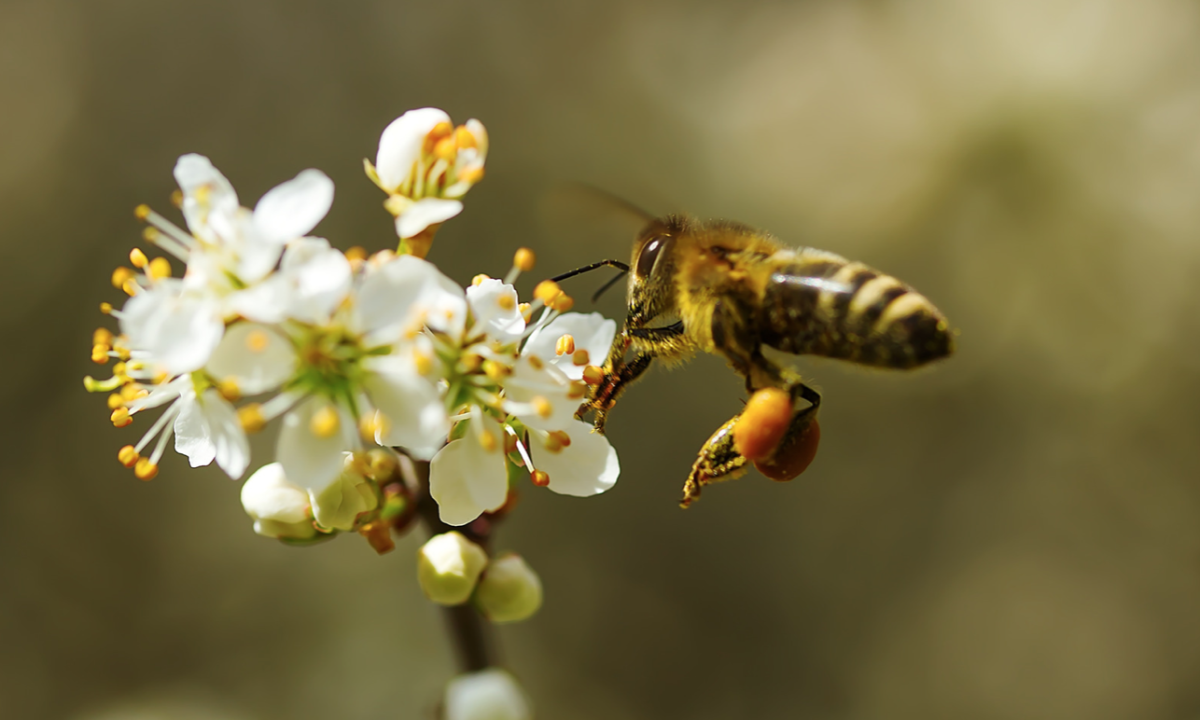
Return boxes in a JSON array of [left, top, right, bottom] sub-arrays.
[[548, 259, 630, 283], [590, 270, 627, 303]]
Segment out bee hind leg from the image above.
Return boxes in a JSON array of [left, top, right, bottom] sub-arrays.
[[680, 415, 748, 508]]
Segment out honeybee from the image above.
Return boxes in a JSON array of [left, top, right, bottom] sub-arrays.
[[557, 213, 954, 507]]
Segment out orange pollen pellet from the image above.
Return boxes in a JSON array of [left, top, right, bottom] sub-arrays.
[[531, 470, 550, 487], [134, 457, 158, 481], [531, 396, 553, 419], [555, 334, 576, 356], [238, 403, 266, 433], [118, 445, 140, 468], [582, 365, 606, 385], [92, 345, 111, 364], [513, 248, 535, 272], [110, 407, 132, 427], [134, 204, 152, 220], [572, 349, 590, 366], [129, 248, 148, 268], [497, 294, 516, 311], [732, 387, 793, 462], [533, 280, 562, 304], [111, 267, 135, 290]]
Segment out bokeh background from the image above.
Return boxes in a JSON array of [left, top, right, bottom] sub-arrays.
[[4, 0, 1200, 718]]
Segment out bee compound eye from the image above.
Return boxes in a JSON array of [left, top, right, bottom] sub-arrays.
[[635, 235, 670, 278]]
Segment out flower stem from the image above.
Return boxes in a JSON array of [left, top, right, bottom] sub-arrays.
[[402, 455, 498, 673]]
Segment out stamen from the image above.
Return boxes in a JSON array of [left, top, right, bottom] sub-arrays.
[[346, 246, 368, 262], [129, 248, 148, 268], [99, 302, 114, 315], [122, 278, 141, 296], [550, 294, 575, 312], [217, 378, 240, 402], [551, 430, 572, 448], [246, 329, 270, 353], [526, 354, 544, 371], [134, 400, 182, 454], [513, 248, 536, 272], [413, 348, 434, 376], [134, 457, 158, 481], [472, 274, 491, 286], [478, 427, 498, 453], [483, 359, 510, 382], [531, 395, 553, 419], [533, 280, 562, 305], [169, 190, 183, 208], [111, 267, 135, 290], [238, 403, 266, 433], [147, 411, 175, 465], [582, 365, 606, 385], [518, 303, 532, 322], [93, 328, 114, 346], [504, 425, 533, 469], [572, 349, 590, 366], [455, 125, 477, 150], [458, 166, 484, 184], [434, 136, 457, 162], [359, 411, 391, 443], [118, 445, 140, 468], [110, 407, 132, 428], [147, 257, 171, 280], [107, 393, 125, 410], [555, 335, 576, 356], [497, 294, 516, 311], [310, 405, 340, 438], [92, 345, 111, 364], [531, 470, 550, 487]]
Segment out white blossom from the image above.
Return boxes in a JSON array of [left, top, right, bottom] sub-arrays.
[[240, 463, 315, 540], [417, 532, 489, 605], [429, 411, 509, 526]]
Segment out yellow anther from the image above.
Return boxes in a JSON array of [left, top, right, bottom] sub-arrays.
[[531, 470, 550, 487], [497, 294, 516, 311], [413, 349, 434, 376], [118, 445, 140, 468], [513, 248, 536, 272], [526, 354, 544, 371], [134, 204, 152, 221], [543, 433, 564, 454], [91, 344, 111, 364], [107, 393, 125, 410], [483, 360, 510, 382], [531, 396, 553, 419], [111, 266, 135, 290], [310, 405, 340, 438], [170, 189, 183, 208], [113, 362, 129, 378], [434, 135, 458, 162], [568, 380, 588, 400], [194, 184, 211, 205], [217, 378, 240, 402], [533, 280, 562, 304], [122, 278, 139, 296], [246, 329, 270, 353], [472, 274, 491, 286], [551, 430, 572, 448], [478, 428, 499, 453], [518, 303, 532, 322], [134, 457, 158, 481], [582, 365, 606, 386], [458, 166, 484, 184], [555, 334, 575, 356], [142, 226, 160, 243], [93, 327, 114, 346], [111, 407, 132, 427], [152, 371, 169, 385], [359, 411, 390, 443], [129, 248, 149, 268], [345, 246, 367, 262], [551, 294, 575, 312], [572, 349, 590, 366], [100, 302, 114, 315], [148, 257, 171, 280], [454, 125, 477, 149], [119, 386, 143, 405], [238, 403, 266, 433]]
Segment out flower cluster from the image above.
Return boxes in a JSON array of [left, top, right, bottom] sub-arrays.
[[85, 109, 620, 553]]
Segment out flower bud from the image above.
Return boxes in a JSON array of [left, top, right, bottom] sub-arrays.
[[310, 455, 379, 531], [475, 553, 542, 623], [444, 668, 532, 720], [417, 532, 488, 606], [240, 463, 316, 540]]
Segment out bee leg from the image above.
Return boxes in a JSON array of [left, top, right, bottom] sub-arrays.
[[680, 415, 747, 508], [588, 351, 653, 433], [680, 382, 820, 508], [588, 323, 690, 432]]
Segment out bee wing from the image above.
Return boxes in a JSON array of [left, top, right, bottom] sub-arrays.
[[537, 182, 655, 259]]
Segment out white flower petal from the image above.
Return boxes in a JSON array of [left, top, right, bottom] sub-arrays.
[[444, 669, 532, 720], [279, 237, 352, 323], [522, 312, 617, 381], [467, 278, 525, 345], [355, 255, 467, 341], [505, 356, 578, 432], [240, 462, 309, 524], [375, 108, 450, 191], [121, 285, 224, 375], [363, 355, 448, 461], [396, 198, 463, 239], [429, 424, 509, 526], [532, 419, 619, 497], [277, 397, 355, 492], [173, 154, 238, 241], [464, 119, 488, 160], [173, 389, 250, 479], [253, 169, 334, 243], [225, 275, 290, 323], [206, 322, 296, 395]]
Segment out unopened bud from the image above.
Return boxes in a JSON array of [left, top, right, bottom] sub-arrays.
[[417, 532, 489, 606], [444, 669, 532, 720], [240, 463, 316, 540], [475, 554, 543, 624]]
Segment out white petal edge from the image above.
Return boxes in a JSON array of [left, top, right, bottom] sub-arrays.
[[396, 198, 463, 239], [375, 108, 451, 191]]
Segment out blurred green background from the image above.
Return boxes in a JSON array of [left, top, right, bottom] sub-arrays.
[[5, 0, 1200, 718]]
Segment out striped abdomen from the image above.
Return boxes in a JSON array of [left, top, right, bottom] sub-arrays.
[[758, 252, 953, 368]]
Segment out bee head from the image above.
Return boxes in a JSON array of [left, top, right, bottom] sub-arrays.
[[626, 215, 686, 327]]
